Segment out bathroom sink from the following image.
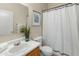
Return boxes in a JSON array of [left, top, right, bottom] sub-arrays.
[[0, 46, 7, 53], [8, 44, 28, 54], [0, 47, 6, 53]]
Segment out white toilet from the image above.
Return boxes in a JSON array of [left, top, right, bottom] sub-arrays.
[[33, 36, 53, 56]]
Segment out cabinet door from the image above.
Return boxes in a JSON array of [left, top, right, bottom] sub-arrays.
[[26, 48, 40, 56]]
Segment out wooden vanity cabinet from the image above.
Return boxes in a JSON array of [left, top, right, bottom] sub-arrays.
[[26, 47, 40, 56]]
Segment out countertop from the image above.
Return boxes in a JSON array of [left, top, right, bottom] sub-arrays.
[[0, 39, 40, 56]]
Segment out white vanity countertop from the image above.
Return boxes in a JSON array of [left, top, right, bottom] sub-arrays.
[[0, 40, 40, 56]]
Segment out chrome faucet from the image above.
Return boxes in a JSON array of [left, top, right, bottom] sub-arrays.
[[14, 40, 21, 46]]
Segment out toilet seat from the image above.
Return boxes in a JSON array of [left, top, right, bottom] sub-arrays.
[[40, 46, 53, 56], [33, 36, 53, 56]]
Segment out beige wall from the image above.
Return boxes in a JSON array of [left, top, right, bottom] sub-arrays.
[[0, 3, 28, 33], [48, 3, 65, 9], [0, 3, 28, 43], [24, 3, 48, 38]]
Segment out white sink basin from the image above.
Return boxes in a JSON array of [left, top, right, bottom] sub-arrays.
[[0, 45, 7, 53], [9, 44, 28, 54], [0, 40, 40, 56], [0, 47, 6, 53]]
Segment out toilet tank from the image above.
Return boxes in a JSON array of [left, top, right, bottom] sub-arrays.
[[33, 36, 42, 45]]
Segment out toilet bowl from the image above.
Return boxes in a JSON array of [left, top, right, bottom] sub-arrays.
[[33, 36, 53, 56], [40, 46, 53, 56]]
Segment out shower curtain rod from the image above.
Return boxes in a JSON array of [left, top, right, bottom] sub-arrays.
[[42, 3, 79, 12]]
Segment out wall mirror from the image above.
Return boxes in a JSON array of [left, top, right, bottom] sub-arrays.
[[0, 3, 28, 43]]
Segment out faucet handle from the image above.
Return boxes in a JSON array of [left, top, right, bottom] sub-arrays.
[[14, 40, 21, 46]]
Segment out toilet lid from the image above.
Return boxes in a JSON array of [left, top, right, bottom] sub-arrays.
[[40, 46, 53, 52]]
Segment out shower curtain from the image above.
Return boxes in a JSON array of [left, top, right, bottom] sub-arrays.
[[43, 4, 79, 56]]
